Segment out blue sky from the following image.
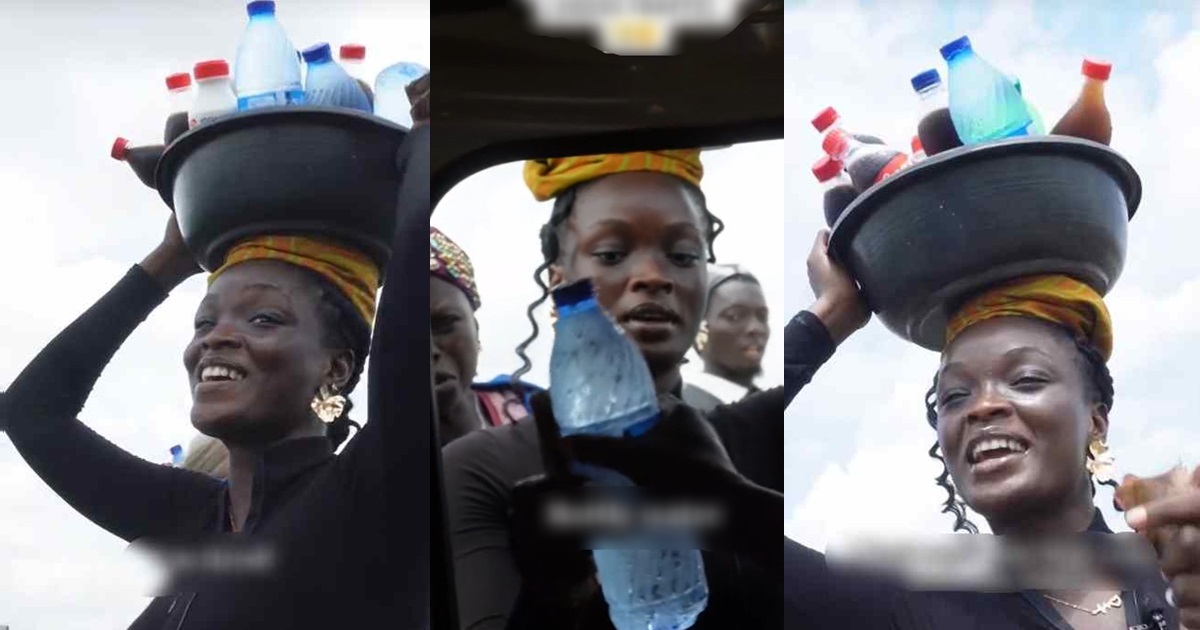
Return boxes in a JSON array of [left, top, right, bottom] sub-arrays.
[[784, 0, 1200, 546]]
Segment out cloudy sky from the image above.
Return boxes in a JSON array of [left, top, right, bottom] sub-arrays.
[[0, 2, 428, 627], [785, 0, 1200, 549]]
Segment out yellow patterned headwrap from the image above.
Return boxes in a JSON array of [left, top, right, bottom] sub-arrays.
[[945, 274, 1113, 361], [523, 150, 704, 202], [430, 227, 481, 310], [209, 235, 381, 325]]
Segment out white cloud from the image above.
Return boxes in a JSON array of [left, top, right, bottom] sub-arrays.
[[0, 2, 428, 628], [785, 0, 1200, 550]]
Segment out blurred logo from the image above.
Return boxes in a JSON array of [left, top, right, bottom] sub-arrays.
[[520, 0, 756, 55]]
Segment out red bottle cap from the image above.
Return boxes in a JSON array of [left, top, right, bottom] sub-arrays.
[[812, 106, 839, 133], [194, 60, 231, 80], [1082, 59, 1112, 82], [822, 129, 851, 159], [340, 44, 366, 60], [911, 135, 924, 154], [812, 155, 843, 182], [166, 73, 192, 91], [111, 137, 130, 161]]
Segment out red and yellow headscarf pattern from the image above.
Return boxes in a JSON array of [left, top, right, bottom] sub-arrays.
[[209, 235, 381, 325], [523, 149, 704, 201], [945, 274, 1113, 361]]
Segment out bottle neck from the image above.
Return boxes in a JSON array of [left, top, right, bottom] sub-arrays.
[[1081, 78, 1107, 99]]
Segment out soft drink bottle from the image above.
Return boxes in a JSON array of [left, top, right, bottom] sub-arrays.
[[811, 106, 886, 146], [374, 62, 429, 126], [910, 136, 927, 164], [813, 155, 856, 227], [189, 60, 239, 129], [338, 44, 375, 107], [301, 43, 372, 113], [111, 137, 164, 189], [910, 69, 963, 156], [234, 1, 305, 110], [1011, 76, 1046, 135], [1051, 59, 1113, 145], [939, 36, 1032, 144], [164, 73, 193, 144], [823, 129, 909, 192], [549, 279, 708, 630]]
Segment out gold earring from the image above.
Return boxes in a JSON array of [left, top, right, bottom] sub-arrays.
[[549, 304, 558, 326], [1086, 437, 1116, 484], [311, 384, 347, 424], [695, 321, 709, 353]]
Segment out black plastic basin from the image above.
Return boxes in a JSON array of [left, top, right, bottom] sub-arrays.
[[156, 106, 409, 273], [828, 136, 1141, 352]]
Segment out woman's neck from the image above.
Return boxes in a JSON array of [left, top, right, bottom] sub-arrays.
[[223, 421, 325, 532], [985, 478, 1097, 536]]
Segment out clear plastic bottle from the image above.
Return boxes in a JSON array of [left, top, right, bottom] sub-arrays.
[[823, 129, 910, 192], [189, 60, 239, 129], [811, 106, 886, 146], [374, 62, 429, 126], [813, 155, 856, 227], [1050, 59, 1113, 145], [939, 35, 1032, 144], [301, 43, 372, 113], [549, 279, 709, 630], [339, 44, 374, 107], [910, 69, 962, 156], [164, 73, 193, 144], [1011, 75, 1046, 135], [170, 445, 185, 467], [234, 0, 304, 110]]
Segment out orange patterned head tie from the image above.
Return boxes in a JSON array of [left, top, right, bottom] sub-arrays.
[[945, 274, 1113, 361], [429, 226, 481, 311], [208, 235, 381, 326], [523, 149, 704, 202]]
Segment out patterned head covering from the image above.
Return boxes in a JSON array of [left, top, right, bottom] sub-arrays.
[[429, 227, 481, 311], [945, 274, 1113, 361], [523, 150, 704, 201], [209, 235, 381, 325]]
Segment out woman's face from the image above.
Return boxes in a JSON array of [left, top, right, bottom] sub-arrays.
[[935, 317, 1107, 521], [551, 172, 708, 377], [701, 278, 769, 377], [430, 276, 480, 424], [184, 261, 351, 444]]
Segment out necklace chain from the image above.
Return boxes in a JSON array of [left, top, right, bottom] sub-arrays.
[[1042, 592, 1123, 616]]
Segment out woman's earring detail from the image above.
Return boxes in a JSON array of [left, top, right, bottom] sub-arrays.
[[1086, 436, 1116, 484], [695, 321, 710, 353], [312, 384, 347, 424]]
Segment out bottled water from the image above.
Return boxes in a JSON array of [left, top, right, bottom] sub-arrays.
[[374, 62, 429, 126], [301, 43, 371, 113], [234, 1, 304, 110], [940, 36, 1031, 144], [549, 279, 709, 630]]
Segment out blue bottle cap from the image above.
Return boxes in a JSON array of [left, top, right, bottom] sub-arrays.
[[247, 1, 276, 16], [302, 43, 333, 64], [551, 278, 596, 308], [910, 68, 942, 92], [170, 445, 183, 456], [939, 35, 972, 61]]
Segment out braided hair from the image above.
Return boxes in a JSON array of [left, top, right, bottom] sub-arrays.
[[300, 269, 371, 450], [924, 324, 1116, 533], [510, 178, 725, 384]]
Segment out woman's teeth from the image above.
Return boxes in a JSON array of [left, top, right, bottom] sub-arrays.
[[970, 438, 1027, 464], [200, 365, 246, 382]]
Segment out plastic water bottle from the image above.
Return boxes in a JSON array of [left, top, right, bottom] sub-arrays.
[[234, 1, 304, 110], [374, 62, 429, 126], [549, 279, 709, 630], [940, 36, 1031, 144], [1011, 75, 1046, 136], [338, 44, 374, 105], [164, 73, 193, 144], [301, 43, 372, 113], [170, 445, 184, 467], [189, 60, 239, 129]]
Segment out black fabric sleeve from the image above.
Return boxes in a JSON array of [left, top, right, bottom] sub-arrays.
[[3, 265, 223, 542], [704, 309, 836, 492]]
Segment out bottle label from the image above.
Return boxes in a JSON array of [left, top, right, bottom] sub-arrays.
[[874, 154, 911, 184]]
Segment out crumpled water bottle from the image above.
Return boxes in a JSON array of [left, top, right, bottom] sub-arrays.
[[374, 62, 429, 126], [549, 279, 709, 630]]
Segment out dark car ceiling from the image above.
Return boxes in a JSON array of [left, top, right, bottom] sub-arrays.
[[431, 1, 784, 205]]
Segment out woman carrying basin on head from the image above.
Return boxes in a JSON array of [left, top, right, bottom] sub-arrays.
[[441, 150, 869, 629], [430, 226, 544, 446]]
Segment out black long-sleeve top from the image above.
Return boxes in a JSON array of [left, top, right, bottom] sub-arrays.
[[1, 194, 429, 629], [442, 309, 835, 630]]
